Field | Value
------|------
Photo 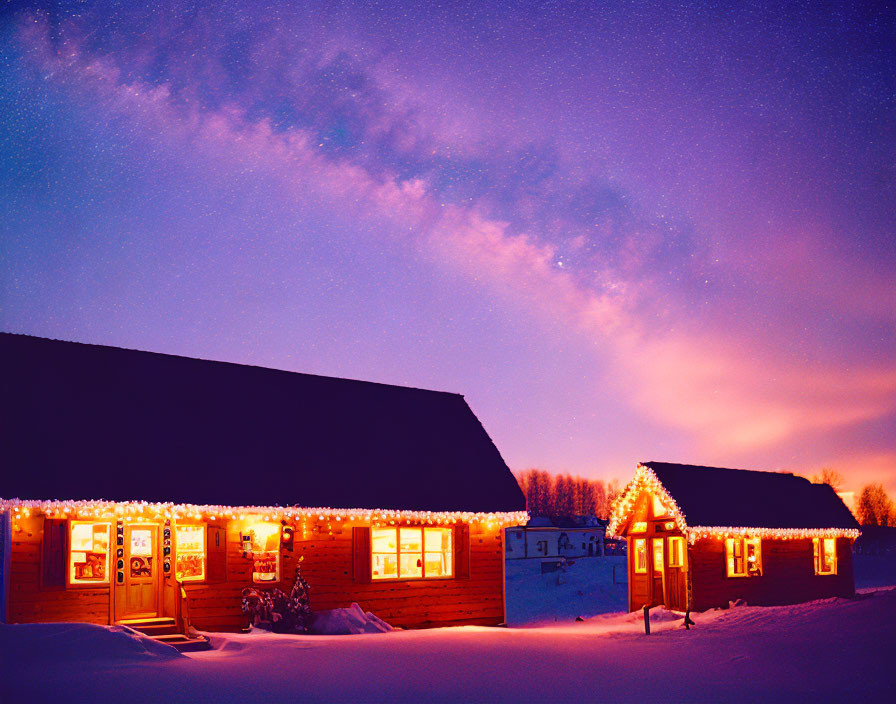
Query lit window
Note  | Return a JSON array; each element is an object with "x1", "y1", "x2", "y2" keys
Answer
[
  {"x1": 248, "y1": 523, "x2": 280, "y2": 582},
  {"x1": 668, "y1": 536, "x2": 684, "y2": 567},
  {"x1": 726, "y1": 537, "x2": 762, "y2": 577},
  {"x1": 813, "y1": 538, "x2": 837, "y2": 575},
  {"x1": 175, "y1": 524, "x2": 206, "y2": 582},
  {"x1": 633, "y1": 538, "x2": 647, "y2": 573},
  {"x1": 652, "y1": 494, "x2": 669, "y2": 518},
  {"x1": 371, "y1": 527, "x2": 453, "y2": 580},
  {"x1": 69, "y1": 522, "x2": 110, "y2": 584},
  {"x1": 630, "y1": 522, "x2": 648, "y2": 533}
]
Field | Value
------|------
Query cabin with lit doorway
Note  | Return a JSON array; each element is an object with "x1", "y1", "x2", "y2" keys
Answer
[
  {"x1": 0, "y1": 333, "x2": 527, "y2": 641},
  {"x1": 608, "y1": 462, "x2": 861, "y2": 612}
]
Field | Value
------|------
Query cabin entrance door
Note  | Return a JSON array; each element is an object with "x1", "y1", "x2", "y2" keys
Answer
[
  {"x1": 115, "y1": 524, "x2": 161, "y2": 621},
  {"x1": 664, "y1": 536, "x2": 687, "y2": 611},
  {"x1": 649, "y1": 538, "x2": 665, "y2": 607}
]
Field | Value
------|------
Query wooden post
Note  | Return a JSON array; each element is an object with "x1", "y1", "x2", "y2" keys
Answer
[{"x1": 643, "y1": 605, "x2": 650, "y2": 635}]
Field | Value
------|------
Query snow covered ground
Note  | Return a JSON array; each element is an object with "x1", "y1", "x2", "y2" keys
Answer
[{"x1": 3, "y1": 587, "x2": 894, "y2": 703}]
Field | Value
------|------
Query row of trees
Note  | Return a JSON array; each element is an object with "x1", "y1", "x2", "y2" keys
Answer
[
  {"x1": 518, "y1": 465, "x2": 895, "y2": 526},
  {"x1": 856, "y1": 484, "x2": 893, "y2": 527},
  {"x1": 516, "y1": 469, "x2": 621, "y2": 519},
  {"x1": 810, "y1": 468, "x2": 894, "y2": 527}
]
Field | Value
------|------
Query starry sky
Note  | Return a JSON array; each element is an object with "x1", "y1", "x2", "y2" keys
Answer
[{"x1": 2, "y1": 1, "x2": 894, "y2": 492}]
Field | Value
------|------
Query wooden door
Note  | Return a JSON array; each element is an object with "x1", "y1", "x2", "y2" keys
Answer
[
  {"x1": 650, "y1": 538, "x2": 665, "y2": 607},
  {"x1": 116, "y1": 524, "x2": 160, "y2": 620},
  {"x1": 665, "y1": 536, "x2": 687, "y2": 611}
]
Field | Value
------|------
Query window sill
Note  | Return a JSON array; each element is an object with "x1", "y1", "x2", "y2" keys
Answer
[{"x1": 371, "y1": 576, "x2": 456, "y2": 582}]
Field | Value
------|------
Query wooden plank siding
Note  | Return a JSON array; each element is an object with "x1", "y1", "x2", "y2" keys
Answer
[
  {"x1": 183, "y1": 518, "x2": 506, "y2": 631},
  {"x1": 7, "y1": 514, "x2": 508, "y2": 631},
  {"x1": 8, "y1": 515, "x2": 111, "y2": 624},
  {"x1": 689, "y1": 537, "x2": 856, "y2": 611}
]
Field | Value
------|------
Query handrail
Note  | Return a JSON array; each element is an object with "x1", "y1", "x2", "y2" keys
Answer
[{"x1": 175, "y1": 579, "x2": 192, "y2": 634}]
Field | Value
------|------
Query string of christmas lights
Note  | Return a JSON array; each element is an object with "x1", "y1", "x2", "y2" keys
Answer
[
  {"x1": 684, "y1": 525, "x2": 860, "y2": 545},
  {"x1": 607, "y1": 463, "x2": 861, "y2": 544},
  {"x1": 0, "y1": 497, "x2": 528, "y2": 528},
  {"x1": 607, "y1": 463, "x2": 687, "y2": 537}
]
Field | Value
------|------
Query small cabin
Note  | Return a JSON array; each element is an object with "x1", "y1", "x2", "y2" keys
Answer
[
  {"x1": 608, "y1": 462, "x2": 860, "y2": 612},
  {"x1": 0, "y1": 333, "x2": 527, "y2": 633}
]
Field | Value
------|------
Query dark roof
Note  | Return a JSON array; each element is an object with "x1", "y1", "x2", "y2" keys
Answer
[
  {"x1": 643, "y1": 461, "x2": 859, "y2": 530},
  {"x1": 0, "y1": 333, "x2": 525, "y2": 512}
]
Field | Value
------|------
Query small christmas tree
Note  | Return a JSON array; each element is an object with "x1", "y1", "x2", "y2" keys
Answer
[
  {"x1": 290, "y1": 558, "x2": 312, "y2": 631},
  {"x1": 241, "y1": 557, "x2": 312, "y2": 634}
]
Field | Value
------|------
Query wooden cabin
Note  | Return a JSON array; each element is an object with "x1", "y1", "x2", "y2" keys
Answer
[
  {"x1": 608, "y1": 462, "x2": 860, "y2": 612},
  {"x1": 0, "y1": 333, "x2": 527, "y2": 635}
]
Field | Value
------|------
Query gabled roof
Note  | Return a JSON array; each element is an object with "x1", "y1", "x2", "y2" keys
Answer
[
  {"x1": 0, "y1": 333, "x2": 526, "y2": 513},
  {"x1": 645, "y1": 462, "x2": 859, "y2": 530},
  {"x1": 609, "y1": 462, "x2": 859, "y2": 536}
]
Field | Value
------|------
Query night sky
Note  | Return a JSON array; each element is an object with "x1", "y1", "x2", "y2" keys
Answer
[{"x1": 2, "y1": 1, "x2": 893, "y2": 492}]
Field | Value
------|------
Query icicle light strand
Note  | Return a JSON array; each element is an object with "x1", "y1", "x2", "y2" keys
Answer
[{"x1": 1, "y1": 497, "x2": 528, "y2": 528}]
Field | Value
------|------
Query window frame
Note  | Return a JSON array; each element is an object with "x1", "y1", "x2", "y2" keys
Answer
[
  {"x1": 370, "y1": 526, "x2": 455, "y2": 581},
  {"x1": 246, "y1": 521, "x2": 282, "y2": 584},
  {"x1": 174, "y1": 522, "x2": 207, "y2": 583},
  {"x1": 813, "y1": 537, "x2": 838, "y2": 576},
  {"x1": 67, "y1": 520, "x2": 112, "y2": 587},
  {"x1": 726, "y1": 537, "x2": 762, "y2": 578}
]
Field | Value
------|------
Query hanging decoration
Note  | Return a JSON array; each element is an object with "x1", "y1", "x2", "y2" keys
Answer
[
  {"x1": 162, "y1": 521, "x2": 172, "y2": 575},
  {"x1": 115, "y1": 521, "x2": 125, "y2": 585}
]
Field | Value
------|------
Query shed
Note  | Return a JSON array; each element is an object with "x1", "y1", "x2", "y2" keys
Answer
[{"x1": 608, "y1": 462, "x2": 860, "y2": 612}]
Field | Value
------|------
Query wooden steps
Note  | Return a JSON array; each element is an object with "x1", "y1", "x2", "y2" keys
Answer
[{"x1": 119, "y1": 617, "x2": 212, "y2": 652}]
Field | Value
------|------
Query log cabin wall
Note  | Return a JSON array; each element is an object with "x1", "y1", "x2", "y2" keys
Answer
[
  {"x1": 177, "y1": 517, "x2": 506, "y2": 631},
  {"x1": 689, "y1": 537, "x2": 855, "y2": 611},
  {"x1": 8, "y1": 515, "x2": 111, "y2": 625},
  {"x1": 7, "y1": 512, "x2": 507, "y2": 631}
]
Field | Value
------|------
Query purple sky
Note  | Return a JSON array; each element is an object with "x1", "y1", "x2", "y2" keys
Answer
[{"x1": 2, "y1": 1, "x2": 894, "y2": 492}]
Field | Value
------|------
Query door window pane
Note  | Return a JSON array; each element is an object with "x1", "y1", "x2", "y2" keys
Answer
[
  {"x1": 633, "y1": 538, "x2": 647, "y2": 573},
  {"x1": 668, "y1": 537, "x2": 684, "y2": 567},
  {"x1": 652, "y1": 539, "x2": 664, "y2": 571},
  {"x1": 129, "y1": 528, "x2": 154, "y2": 578}
]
